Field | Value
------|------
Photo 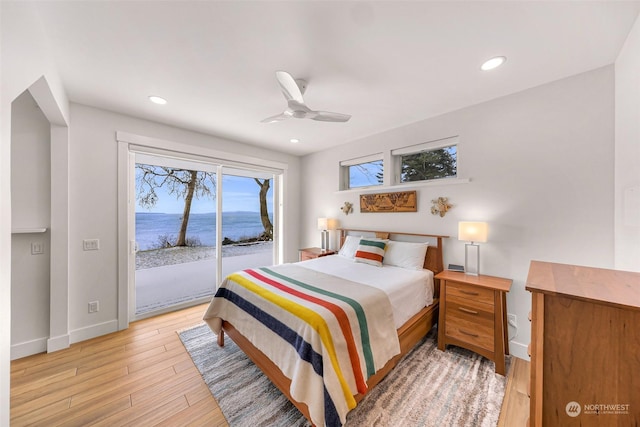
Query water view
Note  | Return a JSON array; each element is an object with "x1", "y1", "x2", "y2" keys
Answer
[{"x1": 136, "y1": 211, "x2": 271, "y2": 250}]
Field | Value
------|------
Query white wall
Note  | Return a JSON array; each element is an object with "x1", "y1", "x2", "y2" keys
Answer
[
  {"x1": 300, "y1": 66, "x2": 616, "y2": 360},
  {"x1": 66, "y1": 103, "x2": 301, "y2": 341},
  {"x1": 615, "y1": 15, "x2": 640, "y2": 272},
  {"x1": 1, "y1": 2, "x2": 70, "y2": 423},
  {"x1": 11, "y1": 90, "x2": 52, "y2": 358}
]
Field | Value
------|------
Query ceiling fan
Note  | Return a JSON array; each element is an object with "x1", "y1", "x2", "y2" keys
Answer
[{"x1": 261, "y1": 71, "x2": 351, "y2": 123}]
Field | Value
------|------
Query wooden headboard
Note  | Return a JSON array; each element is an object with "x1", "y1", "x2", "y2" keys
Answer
[{"x1": 338, "y1": 228, "x2": 449, "y2": 298}]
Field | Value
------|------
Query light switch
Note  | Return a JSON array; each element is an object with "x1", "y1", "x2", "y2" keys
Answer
[
  {"x1": 83, "y1": 239, "x2": 100, "y2": 251},
  {"x1": 31, "y1": 242, "x2": 44, "y2": 255}
]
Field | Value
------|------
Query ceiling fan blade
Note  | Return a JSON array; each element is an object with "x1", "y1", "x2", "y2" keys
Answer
[
  {"x1": 310, "y1": 111, "x2": 351, "y2": 122},
  {"x1": 264, "y1": 71, "x2": 352, "y2": 123},
  {"x1": 276, "y1": 70, "x2": 304, "y2": 103},
  {"x1": 261, "y1": 112, "x2": 290, "y2": 123}
]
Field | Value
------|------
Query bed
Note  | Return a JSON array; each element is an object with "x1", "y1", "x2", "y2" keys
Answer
[{"x1": 203, "y1": 229, "x2": 447, "y2": 426}]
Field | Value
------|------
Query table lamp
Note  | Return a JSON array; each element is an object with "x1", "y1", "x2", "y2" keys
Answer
[
  {"x1": 317, "y1": 218, "x2": 338, "y2": 250},
  {"x1": 458, "y1": 221, "x2": 488, "y2": 276}
]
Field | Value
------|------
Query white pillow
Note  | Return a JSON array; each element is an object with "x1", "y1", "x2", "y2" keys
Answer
[
  {"x1": 338, "y1": 235, "x2": 361, "y2": 259},
  {"x1": 383, "y1": 241, "x2": 428, "y2": 270}
]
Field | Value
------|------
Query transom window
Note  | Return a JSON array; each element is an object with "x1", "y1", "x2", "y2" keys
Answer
[
  {"x1": 340, "y1": 154, "x2": 383, "y2": 190},
  {"x1": 392, "y1": 136, "x2": 458, "y2": 184}
]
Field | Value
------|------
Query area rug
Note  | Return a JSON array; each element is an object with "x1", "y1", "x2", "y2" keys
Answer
[{"x1": 178, "y1": 324, "x2": 508, "y2": 427}]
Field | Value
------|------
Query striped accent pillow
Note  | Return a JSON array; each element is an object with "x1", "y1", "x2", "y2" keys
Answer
[{"x1": 354, "y1": 239, "x2": 387, "y2": 267}]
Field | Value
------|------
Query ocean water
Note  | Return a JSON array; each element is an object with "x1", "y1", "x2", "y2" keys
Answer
[{"x1": 136, "y1": 212, "x2": 269, "y2": 250}]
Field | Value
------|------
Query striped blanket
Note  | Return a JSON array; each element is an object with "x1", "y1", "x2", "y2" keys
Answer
[{"x1": 203, "y1": 264, "x2": 401, "y2": 427}]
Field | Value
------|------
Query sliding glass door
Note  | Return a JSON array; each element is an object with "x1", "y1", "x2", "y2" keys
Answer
[
  {"x1": 133, "y1": 154, "x2": 218, "y2": 316},
  {"x1": 129, "y1": 153, "x2": 279, "y2": 319},
  {"x1": 220, "y1": 168, "x2": 275, "y2": 279}
]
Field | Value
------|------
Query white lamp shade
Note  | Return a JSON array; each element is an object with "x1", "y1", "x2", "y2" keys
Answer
[
  {"x1": 458, "y1": 222, "x2": 488, "y2": 243},
  {"x1": 326, "y1": 218, "x2": 339, "y2": 230},
  {"x1": 318, "y1": 217, "x2": 338, "y2": 230}
]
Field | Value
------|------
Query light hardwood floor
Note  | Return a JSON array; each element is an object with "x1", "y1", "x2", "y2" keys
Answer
[
  {"x1": 11, "y1": 304, "x2": 529, "y2": 426},
  {"x1": 498, "y1": 354, "x2": 530, "y2": 427}
]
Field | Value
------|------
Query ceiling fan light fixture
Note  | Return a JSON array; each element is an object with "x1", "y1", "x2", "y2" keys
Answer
[
  {"x1": 261, "y1": 71, "x2": 351, "y2": 123},
  {"x1": 290, "y1": 138, "x2": 300, "y2": 143},
  {"x1": 481, "y1": 56, "x2": 506, "y2": 71},
  {"x1": 148, "y1": 95, "x2": 167, "y2": 105}
]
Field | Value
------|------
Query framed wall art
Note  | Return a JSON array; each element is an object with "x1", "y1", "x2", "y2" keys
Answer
[{"x1": 360, "y1": 191, "x2": 417, "y2": 213}]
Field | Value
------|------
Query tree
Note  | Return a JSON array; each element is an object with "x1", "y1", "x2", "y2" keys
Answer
[
  {"x1": 254, "y1": 178, "x2": 273, "y2": 240},
  {"x1": 401, "y1": 148, "x2": 456, "y2": 182},
  {"x1": 136, "y1": 164, "x2": 216, "y2": 247}
]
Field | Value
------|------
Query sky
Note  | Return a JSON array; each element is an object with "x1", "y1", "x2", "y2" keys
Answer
[
  {"x1": 350, "y1": 160, "x2": 383, "y2": 188},
  {"x1": 135, "y1": 170, "x2": 273, "y2": 214}
]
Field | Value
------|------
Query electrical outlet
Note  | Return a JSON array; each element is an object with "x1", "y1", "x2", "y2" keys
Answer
[
  {"x1": 83, "y1": 239, "x2": 100, "y2": 251},
  {"x1": 88, "y1": 301, "x2": 99, "y2": 313},
  {"x1": 507, "y1": 313, "x2": 517, "y2": 327}
]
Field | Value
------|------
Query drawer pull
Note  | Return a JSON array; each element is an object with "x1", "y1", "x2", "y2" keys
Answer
[
  {"x1": 460, "y1": 329, "x2": 479, "y2": 338},
  {"x1": 459, "y1": 290, "x2": 479, "y2": 296},
  {"x1": 458, "y1": 307, "x2": 479, "y2": 315}
]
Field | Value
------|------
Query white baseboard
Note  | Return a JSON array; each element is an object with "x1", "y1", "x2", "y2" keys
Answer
[
  {"x1": 509, "y1": 340, "x2": 529, "y2": 361},
  {"x1": 47, "y1": 334, "x2": 70, "y2": 353},
  {"x1": 70, "y1": 319, "x2": 118, "y2": 344},
  {"x1": 12, "y1": 320, "x2": 120, "y2": 359},
  {"x1": 11, "y1": 337, "x2": 48, "y2": 360}
]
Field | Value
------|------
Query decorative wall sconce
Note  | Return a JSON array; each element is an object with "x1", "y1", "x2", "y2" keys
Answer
[
  {"x1": 340, "y1": 201, "x2": 353, "y2": 215},
  {"x1": 431, "y1": 197, "x2": 452, "y2": 217}
]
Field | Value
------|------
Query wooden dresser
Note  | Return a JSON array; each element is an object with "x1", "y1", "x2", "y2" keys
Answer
[
  {"x1": 436, "y1": 271, "x2": 512, "y2": 375},
  {"x1": 526, "y1": 261, "x2": 640, "y2": 427}
]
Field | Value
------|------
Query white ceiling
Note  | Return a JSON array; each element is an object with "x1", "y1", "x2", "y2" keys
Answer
[{"x1": 32, "y1": 1, "x2": 640, "y2": 156}]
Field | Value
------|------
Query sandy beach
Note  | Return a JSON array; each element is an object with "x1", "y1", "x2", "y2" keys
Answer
[{"x1": 136, "y1": 241, "x2": 273, "y2": 270}]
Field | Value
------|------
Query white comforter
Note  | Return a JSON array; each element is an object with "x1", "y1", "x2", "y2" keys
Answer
[{"x1": 297, "y1": 254, "x2": 434, "y2": 328}]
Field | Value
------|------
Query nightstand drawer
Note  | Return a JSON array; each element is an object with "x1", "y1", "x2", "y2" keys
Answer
[
  {"x1": 446, "y1": 296, "x2": 495, "y2": 323},
  {"x1": 445, "y1": 314, "x2": 494, "y2": 351},
  {"x1": 300, "y1": 252, "x2": 315, "y2": 261},
  {"x1": 446, "y1": 280, "x2": 495, "y2": 306}
]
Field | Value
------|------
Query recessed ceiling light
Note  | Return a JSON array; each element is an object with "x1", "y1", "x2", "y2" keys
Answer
[
  {"x1": 148, "y1": 95, "x2": 167, "y2": 105},
  {"x1": 290, "y1": 138, "x2": 300, "y2": 143},
  {"x1": 481, "y1": 56, "x2": 506, "y2": 71}
]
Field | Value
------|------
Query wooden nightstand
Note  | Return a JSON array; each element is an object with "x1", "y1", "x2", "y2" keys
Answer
[
  {"x1": 435, "y1": 270, "x2": 512, "y2": 375},
  {"x1": 298, "y1": 247, "x2": 336, "y2": 261}
]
